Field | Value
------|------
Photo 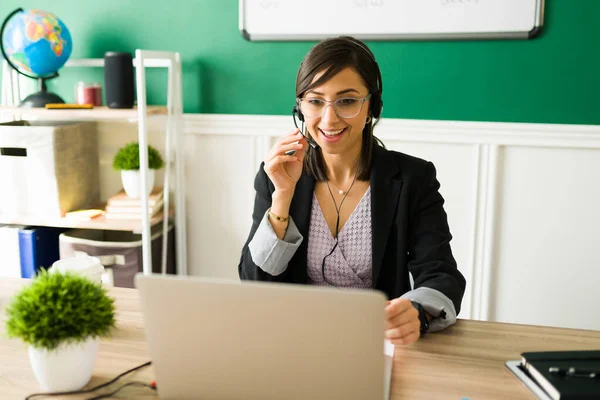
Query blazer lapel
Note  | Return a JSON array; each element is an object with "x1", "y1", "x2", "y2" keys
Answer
[
  {"x1": 288, "y1": 171, "x2": 316, "y2": 283},
  {"x1": 370, "y1": 145, "x2": 402, "y2": 286}
]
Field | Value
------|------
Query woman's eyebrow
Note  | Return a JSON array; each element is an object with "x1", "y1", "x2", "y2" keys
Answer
[{"x1": 305, "y1": 88, "x2": 361, "y2": 96}]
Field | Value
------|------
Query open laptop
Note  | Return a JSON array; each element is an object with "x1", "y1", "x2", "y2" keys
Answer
[{"x1": 135, "y1": 274, "x2": 394, "y2": 400}]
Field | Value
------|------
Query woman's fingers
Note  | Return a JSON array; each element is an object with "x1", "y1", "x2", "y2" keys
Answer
[
  {"x1": 384, "y1": 298, "x2": 413, "y2": 321},
  {"x1": 388, "y1": 330, "x2": 420, "y2": 346},
  {"x1": 385, "y1": 304, "x2": 419, "y2": 330},
  {"x1": 264, "y1": 155, "x2": 299, "y2": 173},
  {"x1": 385, "y1": 318, "x2": 420, "y2": 339},
  {"x1": 265, "y1": 130, "x2": 302, "y2": 161},
  {"x1": 267, "y1": 141, "x2": 304, "y2": 162},
  {"x1": 384, "y1": 298, "x2": 421, "y2": 345}
]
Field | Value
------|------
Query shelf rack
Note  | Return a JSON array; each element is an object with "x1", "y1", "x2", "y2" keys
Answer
[{"x1": 0, "y1": 50, "x2": 188, "y2": 277}]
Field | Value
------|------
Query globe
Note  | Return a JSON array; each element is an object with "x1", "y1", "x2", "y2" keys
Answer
[{"x1": 0, "y1": 8, "x2": 72, "y2": 107}]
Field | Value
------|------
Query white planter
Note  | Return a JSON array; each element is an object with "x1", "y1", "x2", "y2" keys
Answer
[
  {"x1": 28, "y1": 337, "x2": 99, "y2": 392},
  {"x1": 121, "y1": 169, "x2": 155, "y2": 198}
]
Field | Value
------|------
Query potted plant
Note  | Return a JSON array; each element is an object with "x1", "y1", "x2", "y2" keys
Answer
[
  {"x1": 5, "y1": 270, "x2": 116, "y2": 392},
  {"x1": 113, "y1": 142, "x2": 164, "y2": 198}
]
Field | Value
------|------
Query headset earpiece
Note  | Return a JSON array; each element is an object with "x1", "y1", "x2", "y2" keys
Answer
[
  {"x1": 371, "y1": 93, "x2": 383, "y2": 120},
  {"x1": 341, "y1": 37, "x2": 383, "y2": 120},
  {"x1": 293, "y1": 105, "x2": 305, "y2": 122}
]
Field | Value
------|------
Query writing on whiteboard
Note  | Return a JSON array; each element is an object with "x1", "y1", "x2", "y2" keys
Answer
[
  {"x1": 260, "y1": 0, "x2": 280, "y2": 9},
  {"x1": 441, "y1": 0, "x2": 480, "y2": 5},
  {"x1": 353, "y1": 0, "x2": 384, "y2": 8}
]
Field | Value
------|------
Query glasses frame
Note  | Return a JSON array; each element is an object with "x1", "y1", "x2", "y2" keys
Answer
[{"x1": 296, "y1": 93, "x2": 372, "y2": 119}]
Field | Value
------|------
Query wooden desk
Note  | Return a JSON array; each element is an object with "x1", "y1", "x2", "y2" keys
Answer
[{"x1": 2, "y1": 278, "x2": 600, "y2": 400}]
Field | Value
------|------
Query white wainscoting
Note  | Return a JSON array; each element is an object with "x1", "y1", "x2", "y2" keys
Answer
[{"x1": 98, "y1": 115, "x2": 600, "y2": 330}]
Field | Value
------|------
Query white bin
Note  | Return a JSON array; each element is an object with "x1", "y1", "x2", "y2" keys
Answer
[{"x1": 0, "y1": 120, "x2": 99, "y2": 219}]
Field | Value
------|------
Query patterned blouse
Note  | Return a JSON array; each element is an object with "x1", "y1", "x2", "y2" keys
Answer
[{"x1": 307, "y1": 187, "x2": 372, "y2": 288}]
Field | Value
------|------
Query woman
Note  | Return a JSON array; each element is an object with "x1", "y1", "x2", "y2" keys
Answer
[{"x1": 238, "y1": 36, "x2": 466, "y2": 345}]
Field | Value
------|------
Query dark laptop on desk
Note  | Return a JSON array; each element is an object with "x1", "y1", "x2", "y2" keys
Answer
[{"x1": 136, "y1": 274, "x2": 393, "y2": 400}]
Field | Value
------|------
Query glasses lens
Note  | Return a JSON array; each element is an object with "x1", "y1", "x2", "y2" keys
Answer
[
  {"x1": 299, "y1": 99, "x2": 323, "y2": 118},
  {"x1": 334, "y1": 98, "x2": 363, "y2": 118},
  {"x1": 299, "y1": 97, "x2": 366, "y2": 119}
]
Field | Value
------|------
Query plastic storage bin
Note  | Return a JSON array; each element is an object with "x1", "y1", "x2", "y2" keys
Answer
[
  {"x1": 0, "y1": 120, "x2": 99, "y2": 219},
  {"x1": 58, "y1": 222, "x2": 176, "y2": 288}
]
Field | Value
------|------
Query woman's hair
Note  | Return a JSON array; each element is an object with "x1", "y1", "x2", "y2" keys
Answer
[{"x1": 296, "y1": 36, "x2": 384, "y2": 181}]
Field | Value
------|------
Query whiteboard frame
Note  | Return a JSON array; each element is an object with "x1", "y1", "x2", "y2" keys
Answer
[{"x1": 240, "y1": 0, "x2": 545, "y2": 41}]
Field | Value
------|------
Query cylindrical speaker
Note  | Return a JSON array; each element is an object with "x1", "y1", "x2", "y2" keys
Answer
[{"x1": 104, "y1": 52, "x2": 134, "y2": 109}]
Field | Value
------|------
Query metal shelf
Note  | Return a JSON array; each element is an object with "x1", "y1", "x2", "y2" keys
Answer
[
  {"x1": 0, "y1": 50, "x2": 187, "y2": 276},
  {"x1": 0, "y1": 105, "x2": 167, "y2": 122}
]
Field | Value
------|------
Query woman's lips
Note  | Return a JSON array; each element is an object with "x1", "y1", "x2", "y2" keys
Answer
[{"x1": 319, "y1": 127, "x2": 347, "y2": 143}]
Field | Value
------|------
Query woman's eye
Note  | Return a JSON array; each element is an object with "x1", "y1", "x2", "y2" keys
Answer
[
  {"x1": 307, "y1": 99, "x2": 324, "y2": 106},
  {"x1": 338, "y1": 98, "x2": 359, "y2": 106}
]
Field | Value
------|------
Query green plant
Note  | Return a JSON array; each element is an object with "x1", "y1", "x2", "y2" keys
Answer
[
  {"x1": 112, "y1": 142, "x2": 164, "y2": 170},
  {"x1": 5, "y1": 270, "x2": 116, "y2": 350}
]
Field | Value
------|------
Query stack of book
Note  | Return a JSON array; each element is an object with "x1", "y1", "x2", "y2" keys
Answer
[{"x1": 104, "y1": 188, "x2": 164, "y2": 220}]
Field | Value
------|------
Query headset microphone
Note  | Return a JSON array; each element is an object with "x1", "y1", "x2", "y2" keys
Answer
[{"x1": 285, "y1": 106, "x2": 319, "y2": 155}]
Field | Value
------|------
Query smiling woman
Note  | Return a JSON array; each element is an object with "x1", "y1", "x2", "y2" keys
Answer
[{"x1": 238, "y1": 36, "x2": 466, "y2": 346}]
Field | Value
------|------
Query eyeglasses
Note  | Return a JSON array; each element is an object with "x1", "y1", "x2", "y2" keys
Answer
[{"x1": 297, "y1": 93, "x2": 371, "y2": 119}]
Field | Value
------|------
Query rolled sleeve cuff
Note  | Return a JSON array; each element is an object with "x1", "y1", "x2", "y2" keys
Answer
[
  {"x1": 401, "y1": 287, "x2": 457, "y2": 332},
  {"x1": 248, "y1": 210, "x2": 303, "y2": 276}
]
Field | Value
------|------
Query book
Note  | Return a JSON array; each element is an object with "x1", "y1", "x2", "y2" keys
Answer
[
  {"x1": 104, "y1": 188, "x2": 165, "y2": 220},
  {"x1": 18, "y1": 226, "x2": 65, "y2": 278},
  {"x1": 105, "y1": 198, "x2": 164, "y2": 216},
  {"x1": 107, "y1": 187, "x2": 164, "y2": 207},
  {"x1": 104, "y1": 198, "x2": 164, "y2": 220},
  {"x1": 521, "y1": 350, "x2": 600, "y2": 400}
]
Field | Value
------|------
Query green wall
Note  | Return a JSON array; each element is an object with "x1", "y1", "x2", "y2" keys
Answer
[{"x1": 1, "y1": 1, "x2": 599, "y2": 124}]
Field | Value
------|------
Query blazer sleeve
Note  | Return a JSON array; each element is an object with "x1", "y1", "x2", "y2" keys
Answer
[
  {"x1": 407, "y1": 161, "x2": 466, "y2": 315},
  {"x1": 238, "y1": 163, "x2": 295, "y2": 282}
]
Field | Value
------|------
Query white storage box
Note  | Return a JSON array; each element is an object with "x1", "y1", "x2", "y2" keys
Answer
[{"x1": 0, "y1": 121, "x2": 99, "y2": 219}]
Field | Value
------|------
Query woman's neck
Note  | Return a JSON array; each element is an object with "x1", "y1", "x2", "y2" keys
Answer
[{"x1": 322, "y1": 150, "x2": 360, "y2": 184}]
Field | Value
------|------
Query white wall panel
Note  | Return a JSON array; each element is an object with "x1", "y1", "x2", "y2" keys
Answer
[{"x1": 491, "y1": 146, "x2": 600, "y2": 330}]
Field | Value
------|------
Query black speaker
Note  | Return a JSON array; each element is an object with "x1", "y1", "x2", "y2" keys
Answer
[{"x1": 104, "y1": 52, "x2": 134, "y2": 109}]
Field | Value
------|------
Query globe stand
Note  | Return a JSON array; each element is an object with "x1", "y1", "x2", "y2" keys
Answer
[{"x1": 20, "y1": 77, "x2": 65, "y2": 108}]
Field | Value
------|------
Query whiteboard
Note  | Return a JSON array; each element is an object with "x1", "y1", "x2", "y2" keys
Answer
[{"x1": 240, "y1": 0, "x2": 545, "y2": 41}]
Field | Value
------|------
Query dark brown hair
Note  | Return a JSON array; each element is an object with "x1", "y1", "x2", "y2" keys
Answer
[{"x1": 296, "y1": 36, "x2": 384, "y2": 181}]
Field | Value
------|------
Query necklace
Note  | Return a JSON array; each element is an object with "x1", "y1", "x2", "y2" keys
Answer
[
  {"x1": 329, "y1": 181, "x2": 347, "y2": 195},
  {"x1": 328, "y1": 169, "x2": 358, "y2": 195}
]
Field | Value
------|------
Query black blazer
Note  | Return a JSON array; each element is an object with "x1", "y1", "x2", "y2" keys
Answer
[{"x1": 238, "y1": 144, "x2": 466, "y2": 314}]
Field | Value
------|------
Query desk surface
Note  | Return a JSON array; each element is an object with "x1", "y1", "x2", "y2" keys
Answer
[{"x1": 2, "y1": 278, "x2": 600, "y2": 400}]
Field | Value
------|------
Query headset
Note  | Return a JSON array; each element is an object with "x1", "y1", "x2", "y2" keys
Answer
[{"x1": 287, "y1": 37, "x2": 383, "y2": 156}]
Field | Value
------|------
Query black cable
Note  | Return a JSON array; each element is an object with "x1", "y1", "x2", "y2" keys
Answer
[
  {"x1": 84, "y1": 381, "x2": 155, "y2": 400},
  {"x1": 322, "y1": 170, "x2": 358, "y2": 285},
  {"x1": 24, "y1": 361, "x2": 152, "y2": 399}
]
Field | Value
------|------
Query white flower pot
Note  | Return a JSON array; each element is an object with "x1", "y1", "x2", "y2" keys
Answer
[
  {"x1": 28, "y1": 337, "x2": 99, "y2": 392},
  {"x1": 121, "y1": 169, "x2": 155, "y2": 198}
]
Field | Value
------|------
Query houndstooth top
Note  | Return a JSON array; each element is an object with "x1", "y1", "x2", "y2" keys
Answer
[{"x1": 307, "y1": 187, "x2": 372, "y2": 288}]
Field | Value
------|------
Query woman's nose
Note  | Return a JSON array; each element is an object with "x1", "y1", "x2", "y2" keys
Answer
[{"x1": 321, "y1": 103, "x2": 340, "y2": 123}]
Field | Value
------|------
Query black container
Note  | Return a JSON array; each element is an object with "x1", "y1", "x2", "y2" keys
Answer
[{"x1": 104, "y1": 52, "x2": 134, "y2": 109}]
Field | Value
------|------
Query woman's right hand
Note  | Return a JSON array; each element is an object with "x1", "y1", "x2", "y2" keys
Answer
[{"x1": 264, "y1": 129, "x2": 307, "y2": 195}]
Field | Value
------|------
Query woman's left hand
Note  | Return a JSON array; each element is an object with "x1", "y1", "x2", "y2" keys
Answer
[{"x1": 384, "y1": 298, "x2": 421, "y2": 345}]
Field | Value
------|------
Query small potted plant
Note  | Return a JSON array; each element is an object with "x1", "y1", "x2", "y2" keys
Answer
[
  {"x1": 113, "y1": 142, "x2": 164, "y2": 198},
  {"x1": 5, "y1": 270, "x2": 116, "y2": 392}
]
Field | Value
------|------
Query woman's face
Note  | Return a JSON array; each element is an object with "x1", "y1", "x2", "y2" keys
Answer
[{"x1": 300, "y1": 67, "x2": 371, "y2": 158}]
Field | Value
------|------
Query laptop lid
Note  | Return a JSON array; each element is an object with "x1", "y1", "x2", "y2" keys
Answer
[{"x1": 135, "y1": 274, "x2": 387, "y2": 400}]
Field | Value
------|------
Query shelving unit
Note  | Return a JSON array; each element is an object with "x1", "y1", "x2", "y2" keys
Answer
[
  {"x1": 0, "y1": 105, "x2": 167, "y2": 121},
  {"x1": 0, "y1": 205, "x2": 174, "y2": 233},
  {"x1": 0, "y1": 50, "x2": 187, "y2": 277}
]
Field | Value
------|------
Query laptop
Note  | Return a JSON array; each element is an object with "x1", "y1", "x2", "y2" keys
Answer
[{"x1": 135, "y1": 274, "x2": 394, "y2": 400}]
